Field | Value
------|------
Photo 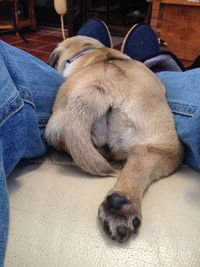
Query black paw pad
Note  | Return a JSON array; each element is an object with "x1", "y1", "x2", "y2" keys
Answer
[
  {"x1": 116, "y1": 225, "x2": 128, "y2": 240},
  {"x1": 107, "y1": 193, "x2": 128, "y2": 211},
  {"x1": 132, "y1": 216, "x2": 141, "y2": 233}
]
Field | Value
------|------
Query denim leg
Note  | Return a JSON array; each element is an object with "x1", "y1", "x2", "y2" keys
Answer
[
  {"x1": 0, "y1": 102, "x2": 43, "y2": 267},
  {"x1": 157, "y1": 68, "x2": 200, "y2": 171},
  {"x1": 0, "y1": 41, "x2": 65, "y2": 138},
  {"x1": 0, "y1": 41, "x2": 64, "y2": 266},
  {"x1": 0, "y1": 142, "x2": 8, "y2": 267}
]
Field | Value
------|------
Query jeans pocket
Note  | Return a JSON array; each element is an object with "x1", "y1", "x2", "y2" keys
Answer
[
  {"x1": 169, "y1": 101, "x2": 197, "y2": 117},
  {"x1": 169, "y1": 101, "x2": 200, "y2": 172}
]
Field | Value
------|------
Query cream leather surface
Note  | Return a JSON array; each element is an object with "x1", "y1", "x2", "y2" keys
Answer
[{"x1": 5, "y1": 150, "x2": 200, "y2": 267}]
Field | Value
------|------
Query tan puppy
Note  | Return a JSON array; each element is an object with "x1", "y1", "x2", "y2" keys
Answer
[{"x1": 45, "y1": 36, "x2": 183, "y2": 243}]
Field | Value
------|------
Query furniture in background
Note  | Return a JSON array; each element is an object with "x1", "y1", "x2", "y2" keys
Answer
[
  {"x1": 85, "y1": 0, "x2": 148, "y2": 26},
  {"x1": 67, "y1": 0, "x2": 86, "y2": 37},
  {"x1": 35, "y1": 0, "x2": 149, "y2": 37},
  {"x1": 0, "y1": 0, "x2": 36, "y2": 32},
  {"x1": 35, "y1": 0, "x2": 85, "y2": 37},
  {"x1": 148, "y1": 0, "x2": 200, "y2": 65},
  {"x1": 84, "y1": 0, "x2": 149, "y2": 36}
]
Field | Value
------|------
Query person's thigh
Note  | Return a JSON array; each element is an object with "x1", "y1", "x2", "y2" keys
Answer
[
  {"x1": 0, "y1": 41, "x2": 64, "y2": 266},
  {"x1": 0, "y1": 41, "x2": 64, "y2": 137},
  {"x1": 157, "y1": 68, "x2": 200, "y2": 171},
  {"x1": 0, "y1": 144, "x2": 8, "y2": 267}
]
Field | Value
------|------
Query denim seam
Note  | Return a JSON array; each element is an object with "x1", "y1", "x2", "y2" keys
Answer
[
  {"x1": 2, "y1": 43, "x2": 34, "y2": 104},
  {"x1": 24, "y1": 99, "x2": 35, "y2": 108},
  {"x1": 0, "y1": 90, "x2": 18, "y2": 113},
  {"x1": 0, "y1": 94, "x2": 23, "y2": 127},
  {"x1": 16, "y1": 86, "x2": 34, "y2": 105}
]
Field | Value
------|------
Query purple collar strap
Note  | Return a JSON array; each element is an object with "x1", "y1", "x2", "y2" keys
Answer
[{"x1": 65, "y1": 48, "x2": 94, "y2": 67}]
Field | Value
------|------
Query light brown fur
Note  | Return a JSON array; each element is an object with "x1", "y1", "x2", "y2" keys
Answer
[{"x1": 45, "y1": 36, "x2": 183, "y2": 242}]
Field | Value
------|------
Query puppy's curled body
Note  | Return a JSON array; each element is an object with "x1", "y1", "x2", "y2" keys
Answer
[
  {"x1": 46, "y1": 40, "x2": 181, "y2": 176},
  {"x1": 45, "y1": 36, "x2": 183, "y2": 242}
]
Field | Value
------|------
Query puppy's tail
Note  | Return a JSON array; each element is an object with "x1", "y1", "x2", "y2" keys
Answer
[{"x1": 63, "y1": 86, "x2": 114, "y2": 176}]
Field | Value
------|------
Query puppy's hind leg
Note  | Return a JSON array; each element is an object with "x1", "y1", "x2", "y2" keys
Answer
[{"x1": 98, "y1": 143, "x2": 183, "y2": 243}]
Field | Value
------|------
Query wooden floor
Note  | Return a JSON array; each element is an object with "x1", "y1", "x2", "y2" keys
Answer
[
  {"x1": 0, "y1": 27, "x2": 65, "y2": 63},
  {"x1": 0, "y1": 26, "x2": 196, "y2": 68},
  {"x1": 0, "y1": 26, "x2": 124, "y2": 63}
]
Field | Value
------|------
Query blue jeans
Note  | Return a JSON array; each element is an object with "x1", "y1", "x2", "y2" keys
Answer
[
  {"x1": 157, "y1": 69, "x2": 200, "y2": 171},
  {"x1": 0, "y1": 40, "x2": 200, "y2": 266},
  {"x1": 0, "y1": 41, "x2": 64, "y2": 267}
]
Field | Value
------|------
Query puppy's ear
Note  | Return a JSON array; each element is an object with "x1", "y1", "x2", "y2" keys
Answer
[{"x1": 48, "y1": 49, "x2": 61, "y2": 68}]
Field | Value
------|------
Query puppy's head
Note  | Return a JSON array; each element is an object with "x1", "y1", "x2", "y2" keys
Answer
[{"x1": 48, "y1": 36, "x2": 104, "y2": 77}]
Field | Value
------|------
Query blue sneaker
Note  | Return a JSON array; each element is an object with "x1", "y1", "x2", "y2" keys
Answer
[
  {"x1": 121, "y1": 22, "x2": 160, "y2": 61},
  {"x1": 77, "y1": 18, "x2": 112, "y2": 48},
  {"x1": 121, "y1": 22, "x2": 185, "y2": 71}
]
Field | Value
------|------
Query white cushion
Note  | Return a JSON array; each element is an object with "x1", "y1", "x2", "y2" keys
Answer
[{"x1": 5, "y1": 149, "x2": 200, "y2": 267}]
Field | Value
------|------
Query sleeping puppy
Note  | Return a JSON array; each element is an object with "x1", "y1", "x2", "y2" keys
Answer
[{"x1": 45, "y1": 36, "x2": 183, "y2": 243}]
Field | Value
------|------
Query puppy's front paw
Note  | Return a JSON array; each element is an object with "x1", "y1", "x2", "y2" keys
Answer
[{"x1": 98, "y1": 192, "x2": 141, "y2": 243}]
